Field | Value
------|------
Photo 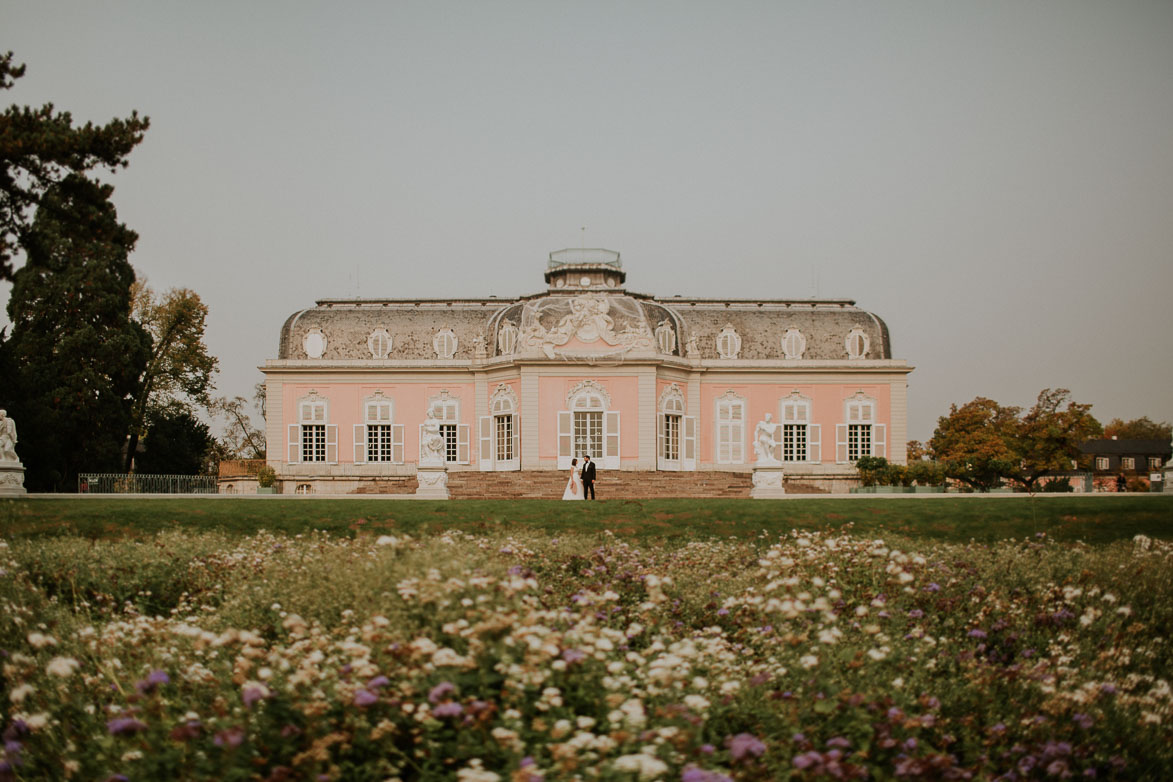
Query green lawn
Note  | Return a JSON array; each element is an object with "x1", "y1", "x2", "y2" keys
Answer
[{"x1": 2, "y1": 494, "x2": 1171, "y2": 543}]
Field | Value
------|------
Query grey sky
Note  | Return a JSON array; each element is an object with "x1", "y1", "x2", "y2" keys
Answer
[{"x1": 3, "y1": 1, "x2": 1171, "y2": 442}]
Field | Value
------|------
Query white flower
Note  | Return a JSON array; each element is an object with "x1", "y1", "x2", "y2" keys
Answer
[
  {"x1": 27, "y1": 632, "x2": 57, "y2": 649},
  {"x1": 456, "y1": 759, "x2": 501, "y2": 782},
  {"x1": 800, "y1": 654, "x2": 819, "y2": 670},
  {"x1": 10, "y1": 683, "x2": 34, "y2": 704},
  {"x1": 46, "y1": 656, "x2": 80, "y2": 678}
]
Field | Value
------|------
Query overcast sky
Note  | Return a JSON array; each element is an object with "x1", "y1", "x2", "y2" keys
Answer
[{"x1": 3, "y1": 0, "x2": 1171, "y2": 443}]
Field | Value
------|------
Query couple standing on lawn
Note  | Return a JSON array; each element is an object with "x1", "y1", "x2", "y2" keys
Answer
[{"x1": 561, "y1": 454, "x2": 597, "y2": 501}]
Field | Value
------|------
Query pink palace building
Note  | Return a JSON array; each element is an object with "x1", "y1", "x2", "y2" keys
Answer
[{"x1": 259, "y1": 249, "x2": 913, "y2": 496}]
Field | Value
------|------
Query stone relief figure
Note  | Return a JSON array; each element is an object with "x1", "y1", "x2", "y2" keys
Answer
[
  {"x1": 420, "y1": 409, "x2": 446, "y2": 466},
  {"x1": 0, "y1": 409, "x2": 18, "y2": 463},
  {"x1": 518, "y1": 295, "x2": 653, "y2": 358},
  {"x1": 472, "y1": 335, "x2": 487, "y2": 358},
  {"x1": 753, "y1": 413, "x2": 781, "y2": 465},
  {"x1": 685, "y1": 334, "x2": 699, "y2": 358}
]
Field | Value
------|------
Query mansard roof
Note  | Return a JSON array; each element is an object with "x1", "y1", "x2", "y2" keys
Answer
[{"x1": 275, "y1": 253, "x2": 896, "y2": 362}]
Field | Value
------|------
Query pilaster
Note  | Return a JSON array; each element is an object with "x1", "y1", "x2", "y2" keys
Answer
[{"x1": 520, "y1": 368, "x2": 540, "y2": 470}]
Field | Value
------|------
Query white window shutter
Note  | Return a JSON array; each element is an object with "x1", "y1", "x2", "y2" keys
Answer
[
  {"x1": 326, "y1": 425, "x2": 338, "y2": 464},
  {"x1": 657, "y1": 413, "x2": 666, "y2": 468},
  {"x1": 511, "y1": 416, "x2": 520, "y2": 467},
  {"x1": 873, "y1": 424, "x2": 886, "y2": 459},
  {"x1": 557, "y1": 411, "x2": 572, "y2": 470},
  {"x1": 604, "y1": 410, "x2": 621, "y2": 469},
  {"x1": 392, "y1": 424, "x2": 404, "y2": 464},
  {"x1": 809, "y1": 424, "x2": 821, "y2": 463},
  {"x1": 457, "y1": 424, "x2": 470, "y2": 464},
  {"x1": 836, "y1": 424, "x2": 849, "y2": 464},
  {"x1": 479, "y1": 416, "x2": 493, "y2": 471},
  {"x1": 354, "y1": 424, "x2": 366, "y2": 464},
  {"x1": 287, "y1": 424, "x2": 301, "y2": 464},
  {"x1": 683, "y1": 416, "x2": 697, "y2": 471}
]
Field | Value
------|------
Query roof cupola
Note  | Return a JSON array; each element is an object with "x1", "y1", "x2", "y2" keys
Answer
[{"x1": 544, "y1": 248, "x2": 626, "y2": 292}]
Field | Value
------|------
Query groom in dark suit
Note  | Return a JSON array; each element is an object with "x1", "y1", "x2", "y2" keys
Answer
[{"x1": 581, "y1": 454, "x2": 597, "y2": 500}]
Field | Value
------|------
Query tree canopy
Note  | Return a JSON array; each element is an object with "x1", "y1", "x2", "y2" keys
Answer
[
  {"x1": 1103, "y1": 417, "x2": 1172, "y2": 443},
  {"x1": 125, "y1": 283, "x2": 219, "y2": 471},
  {"x1": 1, "y1": 175, "x2": 150, "y2": 490},
  {"x1": 0, "y1": 52, "x2": 149, "y2": 281},
  {"x1": 928, "y1": 389, "x2": 1102, "y2": 492}
]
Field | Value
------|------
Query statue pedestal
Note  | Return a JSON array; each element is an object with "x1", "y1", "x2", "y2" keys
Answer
[
  {"x1": 750, "y1": 465, "x2": 786, "y2": 499},
  {"x1": 415, "y1": 465, "x2": 449, "y2": 499},
  {"x1": 0, "y1": 461, "x2": 27, "y2": 496}
]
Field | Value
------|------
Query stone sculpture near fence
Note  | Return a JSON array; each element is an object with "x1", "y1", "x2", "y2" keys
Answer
[{"x1": 0, "y1": 409, "x2": 27, "y2": 495}]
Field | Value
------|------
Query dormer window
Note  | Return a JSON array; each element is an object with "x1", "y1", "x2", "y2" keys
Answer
[
  {"x1": 846, "y1": 328, "x2": 869, "y2": 359},
  {"x1": 303, "y1": 328, "x2": 327, "y2": 359},
  {"x1": 434, "y1": 329, "x2": 458, "y2": 359},
  {"x1": 716, "y1": 325, "x2": 741, "y2": 359},
  {"x1": 368, "y1": 329, "x2": 392, "y2": 359}
]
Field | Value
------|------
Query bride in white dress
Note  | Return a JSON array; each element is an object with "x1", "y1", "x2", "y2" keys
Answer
[{"x1": 562, "y1": 458, "x2": 583, "y2": 500}]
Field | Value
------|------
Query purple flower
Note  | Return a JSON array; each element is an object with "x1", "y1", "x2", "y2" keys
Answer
[
  {"x1": 1100, "y1": 683, "x2": 1116, "y2": 695},
  {"x1": 241, "y1": 683, "x2": 269, "y2": 708},
  {"x1": 717, "y1": 608, "x2": 730, "y2": 616},
  {"x1": 728, "y1": 733, "x2": 767, "y2": 761},
  {"x1": 104, "y1": 776, "x2": 130, "y2": 782},
  {"x1": 135, "y1": 668, "x2": 171, "y2": 694},
  {"x1": 354, "y1": 689, "x2": 378, "y2": 707},
  {"x1": 826, "y1": 737, "x2": 851, "y2": 749},
  {"x1": 561, "y1": 648, "x2": 587, "y2": 664},
  {"x1": 433, "y1": 702, "x2": 464, "y2": 718},
  {"x1": 907, "y1": 609, "x2": 924, "y2": 619},
  {"x1": 1073, "y1": 713, "x2": 1094, "y2": 730},
  {"x1": 428, "y1": 681, "x2": 457, "y2": 704},
  {"x1": 968, "y1": 629, "x2": 988, "y2": 639},
  {"x1": 700, "y1": 744, "x2": 715, "y2": 754},
  {"x1": 793, "y1": 752, "x2": 820, "y2": 770},
  {"x1": 107, "y1": 717, "x2": 147, "y2": 736},
  {"x1": 213, "y1": 727, "x2": 245, "y2": 747},
  {"x1": 924, "y1": 582, "x2": 941, "y2": 592},
  {"x1": 367, "y1": 675, "x2": 390, "y2": 689}
]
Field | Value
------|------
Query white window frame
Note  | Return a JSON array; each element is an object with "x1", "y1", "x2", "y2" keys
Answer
[
  {"x1": 288, "y1": 393, "x2": 336, "y2": 464},
  {"x1": 836, "y1": 393, "x2": 884, "y2": 464},
  {"x1": 497, "y1": 319, "x2": 519, "y2": 355},
  {"x1": 422, "y1": 391, "x2": 468, "y2": 465},
  {"x1": 433, "y1": 329, "x2": 458, "y2": 359},
  {"x1": 1150, "y1": 457, "x2": 1163, "y2": 471},
  {"x1": 354, "y1": 392, "x2": 403, "y2": 464},
  {"x1": 781, "y1": 328, "x2": 806, "y2": 360},
  {"x1": 1121, "y1": 457, "x2": 1135, "y2": 470},
  {"x1": 559, "y1": 380, "x2": 619, "y2": 470},
  {"x1": 716, "y1": 325, "x2": 741, "y2": 360},
  {"x1": 367, "y1": 329, "x2": 392, "y2": 359},
  {"x1": 654, "y1": 320, "x2": 677, "y2": 355},
  {"x1": 1095, "y1": 456, "x2": 1109, "y2": 471},
  {"x1": 780, "y1": 393, "x2": 819, "y2": 463},
  {"x1": 480, "y1": 385, "x2": 520, "y2": 471},
  {"x1": 715, "y1": 391, "x2": 746, "y2": 464},
  {"x1": 845, "y1": 328, "x2": 870, "y2": 360},
  {"x1": 657, "y1": 385, "x2": 688, "y2": 471}
]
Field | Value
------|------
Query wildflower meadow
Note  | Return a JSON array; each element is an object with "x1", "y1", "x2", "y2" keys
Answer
[{"x1": 2, "y1": 522, "x2": 1172, "y2": 780}]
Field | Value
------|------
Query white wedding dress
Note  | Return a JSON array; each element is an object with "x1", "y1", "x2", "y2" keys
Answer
[{"x1": 562, "y1": 465, "x2": 583, "y2": 500}]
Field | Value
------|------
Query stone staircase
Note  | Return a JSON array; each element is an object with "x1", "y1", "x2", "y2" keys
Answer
[{"x1": 446, "y1": 470, "x2": 755, "y2": 500}]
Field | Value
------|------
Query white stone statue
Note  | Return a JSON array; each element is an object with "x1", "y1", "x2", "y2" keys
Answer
[
  {"x1": 753, "y1": 413, "x2": 780, "y2": 465},
  {"x1": 0, "y1": 409, "x2": 18, "y2": 463},
  {"x1": 420, "y1": 409, "x2": 446, "y2": 466}
]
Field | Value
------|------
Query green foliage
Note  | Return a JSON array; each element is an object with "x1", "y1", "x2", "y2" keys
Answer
[
  {"x1": 1007, "y1": 388, "x2": 1101, "y2": 492},
  {"x1": 1041, "y1": 477, "x2": 1074, "y2": 493},
  {"x1": 125, "y1": 284, "x2": 219, "y2": 471},
  {"x1": 906, "y1": 460, "x2": 947, "y2": 487},
  {"x1": 854, "y1": 455, "x2": 888, "y2": 486},
  {"x1": 1104, "y1": 416, "x2": 1172, "y2": 442},
  {"x1": 1, "y1": 175, "x2": 150, "y2": 490},
  {"x1": 256, "y1": 465, "x2": 277, "y2": 488},
  {"x1": 0, "y1": 51, "x2": 149, "y2": 281},
  {"x1": 135, "y1": 405, "x2": 215, "y2": 475}
]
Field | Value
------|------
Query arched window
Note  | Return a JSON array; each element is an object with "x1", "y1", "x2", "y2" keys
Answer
[
  {"x1": 354, "y1": 391, "x2": 404, "y2": 464},
  {"x1": 780, "y1": 391, "x2": 820, "y2": 463},
  {"x1": 480, "y1": 385, "x2": 519, "y2": 470},
  {"x1": 303, "y1": 328, "x2": 327, "y2": 359},
  {"x1": 836, "y1": 392, "x2": 885, "y2": 463},
  {"x1": 288, "y1": 391, "x2": 337, "y2": 464},
  {"x1": 845, "y1": 328, "x2": 869, "y2": 360},
  {"x1": 716, "y1": 325, "x2": 741, "y2": 359},
  {"x1": 558, "y1": 381, "x2": 620, "y2": 469},
  {"x1": 424, "y1": 391, "x2": 468, "y2": 464},
  {"x1": 781, "y1": 329, "x2": 806, "y2": 360},
  {"x1": 497, "y1": 320, "x2": 519, "y2": 355},
  {"x1": 658, "y1": 384, "x2": 696, "y2": 470},
  {"x1": 434, "y1": 329, "x2": 458, "y2": 359},
  {"x1": 368, "y1": 329, "x2": 392, "y2": 359},
  {"x1": 655, "y1": 320, "x2": 677, "y2": 355},
  {"x1": 715, "y1": 391, "x2": 746, "y2": 464}
]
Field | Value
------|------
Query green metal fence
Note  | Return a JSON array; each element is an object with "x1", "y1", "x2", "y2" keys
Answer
[{"x1": 77, "y1": 473, "x2": 218, "y2": 494}]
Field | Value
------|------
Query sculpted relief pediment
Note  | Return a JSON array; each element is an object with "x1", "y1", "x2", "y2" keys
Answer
[{"x1": 517, "y1": 294, "x2": 654, "y2": 359}]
